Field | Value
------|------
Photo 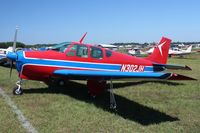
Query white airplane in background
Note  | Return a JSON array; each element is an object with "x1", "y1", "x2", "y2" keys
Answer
[
  {"x1": 128, "y1": 48, "x2": 147, "y2": 56},
  {"x1": 0, "y1": 47, "x2": 13, "y2": 64},
  {"x1": 146, "y1": 47, "x2": 155, "y2": 54},
  {"x1": 168, "y1": 45, "x2": 193, "y2": 57},
  {"x1": 146, "y1": 44, "x2": 193, "y2": 57}
]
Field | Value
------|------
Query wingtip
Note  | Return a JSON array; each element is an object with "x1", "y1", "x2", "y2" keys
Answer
[{"x1": 185, "y1": 65, "x2": 192, "y2": 70}]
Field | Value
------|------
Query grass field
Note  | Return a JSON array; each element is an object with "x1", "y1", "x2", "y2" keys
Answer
[{"x1": 0, "y1": 53, "x2": 200, "y2": 133}]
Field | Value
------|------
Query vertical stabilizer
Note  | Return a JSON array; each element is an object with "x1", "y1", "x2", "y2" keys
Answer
[
  {"x1": 185, "y1": 45, "x2": 192, "y2": 52},
  {"x1": 145, "y1": 37, "x2": 171, "y2": 64}
]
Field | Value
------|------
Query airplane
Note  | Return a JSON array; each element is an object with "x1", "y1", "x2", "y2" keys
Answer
[
  {"x1": 0, "y1": 47, "x2": 13, "y2": 65},
  {"x1": 7, "y1": 28, "x2": 196, "y2": 109},
  {"x1": 128, "y1": 47, "x2": 147, "y2": 56},
  {"x1": 147, "y1": 44, "x2": 193, "y2": 57},
  {"x1": 168, "y1": 45, "x2": 193, "y2": 57},
  {"x1": 146, "y1": 46, "x2": 156, "y2": 55}
]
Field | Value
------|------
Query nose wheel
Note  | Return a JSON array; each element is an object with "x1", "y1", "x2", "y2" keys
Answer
[{"x1": 13, "y1": 80, "x2": 23, "y2": 95}]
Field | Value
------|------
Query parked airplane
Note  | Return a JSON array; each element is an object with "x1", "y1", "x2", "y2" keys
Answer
[
  {"x1": 147, "y1": 44, "x2": 193, "y2": 57},
  {"x1": 168, "y1": 45, "x2": 193, "y2": 57},
  {"x1": 7, "y1": 29, "x2": 196, "y2": 109},
  {"x1": 128, "y1": 47, "x2": 147, "y2": 56},
  {"x1": 146, "y1": 47, "x2": 155, "y2": 54},
  {"x1": 0, "y1": 47, "x2": 13, "y2": 64}
]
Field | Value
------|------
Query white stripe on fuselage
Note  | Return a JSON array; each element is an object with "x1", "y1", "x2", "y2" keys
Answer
[
  {"x1": 23, "y1": 52, "x2": 121, "y2": 66},
  {"x1": 20, "y1": 63, "x2": 120, "y2": 75}
]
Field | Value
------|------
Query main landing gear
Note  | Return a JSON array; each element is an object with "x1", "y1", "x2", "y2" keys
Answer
[
  {"x1": 87, "y1": 79, "x2": 117, "y2": 110},
  {"x1": 13, "y1": 79, "x2": 23, "y2": 95},
  {"x1": 109, "y1": 79, "x2": 117, "y2": 110}
]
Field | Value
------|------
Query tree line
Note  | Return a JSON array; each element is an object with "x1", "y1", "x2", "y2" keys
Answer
[
  {"x1": 0, "y1": 41, "x2": 200, "y2": 49},
  {"x1": 0, "y1": 42, "x2": 25, "y2": 48}
]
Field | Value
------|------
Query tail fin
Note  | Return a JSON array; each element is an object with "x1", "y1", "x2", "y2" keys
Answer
[
  {"x1": 185, "y1": 45, "x2": 192, "y2": 52},
  {"x1": 145, "y1": 37, "x2": 171, "y2": 64}
]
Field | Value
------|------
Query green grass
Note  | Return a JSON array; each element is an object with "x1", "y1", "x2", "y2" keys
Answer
[
  {"x1": 0, "y1": 97, "x2": 26, "y2": 133},
  {"x1": 0, "y1": 53, "x2": 200, "y2": 133}
]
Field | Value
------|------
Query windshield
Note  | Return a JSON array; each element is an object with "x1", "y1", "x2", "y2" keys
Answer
[{"x1": 50, "y1": 42, "x2": 71, "y2": 53}]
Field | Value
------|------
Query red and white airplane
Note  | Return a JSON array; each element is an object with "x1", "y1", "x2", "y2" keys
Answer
[{"x1": 7, "y1": 29, "x2": 195, "y2": 109}]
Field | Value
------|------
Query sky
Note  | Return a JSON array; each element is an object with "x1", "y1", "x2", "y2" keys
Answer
[{"x1": 0, "y1": 0, "x2": 200, "y2": 44}]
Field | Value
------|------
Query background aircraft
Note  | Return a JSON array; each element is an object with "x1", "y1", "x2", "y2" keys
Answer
[
  {"x1": 0, "y1": 47, "x2": 13, "y2": 65},
  {"x1": 128, "y1": 47, "x2": 147, "y2": 56},
  {"x1": 7, "y1": 29, "x2": 195, "y2": 109},
  {"x1": 146, "y1": 44, "x2": 193, "y2": 57},
  {"x1": 168, "y1": 45, "x2": 193, "y2": 57},
  {"x1": 146, "y1": 46, "x2": 156, "y2": 54}
]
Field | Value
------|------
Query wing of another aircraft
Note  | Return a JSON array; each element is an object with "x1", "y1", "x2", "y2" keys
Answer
[
  {"x1": 53, "y1": 69, "x2": 196, "y2": 80},
  {"x1": 0, "y1": 50, "x2": 8, "y2": 63}
]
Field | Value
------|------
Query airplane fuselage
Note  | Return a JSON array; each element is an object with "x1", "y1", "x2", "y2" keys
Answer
[{"x1": 15, "y1": 42, "x2": 155, "y2": 82}]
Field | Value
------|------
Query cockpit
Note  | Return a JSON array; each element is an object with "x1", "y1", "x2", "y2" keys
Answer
[{"x1": 50, "y1": 42, "x2": 113, "y2": 59}]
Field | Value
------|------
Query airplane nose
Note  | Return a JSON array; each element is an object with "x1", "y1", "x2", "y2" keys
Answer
[{"x1": 7, "y1": 52, "x2": 17, "y2": 61}]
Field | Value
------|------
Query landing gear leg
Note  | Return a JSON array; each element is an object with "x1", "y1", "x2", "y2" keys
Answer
[
  {"x1": 13, "y1": 79, "x2": 23, "y2": 95},
  {"x1": 109, "y1": 79, "x2": 117, "y2": 110}
]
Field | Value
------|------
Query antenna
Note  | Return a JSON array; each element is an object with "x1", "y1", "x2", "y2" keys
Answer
[{"x1": 79, "y1": 32, "x2": 87, "y2": 43}]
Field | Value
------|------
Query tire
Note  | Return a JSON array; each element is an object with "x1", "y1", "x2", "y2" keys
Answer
[
  {"x1": 57, "y1": 80, "x2": 66, "y2": 87},
  {"x1": 13, "y1": 86, "x2": 23, "y2": 95}
]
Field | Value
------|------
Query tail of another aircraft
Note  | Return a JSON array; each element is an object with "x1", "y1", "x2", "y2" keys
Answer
[
  {"x1": 145, "y1": 37, "x2": 171, "y2": 64},
  {"x1": 185, "y1": 45, "x2": 192, "y2": 52}
]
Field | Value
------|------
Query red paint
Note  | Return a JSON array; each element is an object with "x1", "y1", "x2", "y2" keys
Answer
[
  {"x1": 22, "y1": 37, "x2": 171, "y2": 81},
  {"x1": 87, "y1": 79, "x2": 106, "y2": 96}
]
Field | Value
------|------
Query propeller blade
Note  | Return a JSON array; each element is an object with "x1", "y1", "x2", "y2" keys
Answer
[
  {"x1": 9, "y1": 26, "x2": 18, "y2": 78},
  {"x1": 13, "y1": 26, "x2": 18, "y2": 52}
]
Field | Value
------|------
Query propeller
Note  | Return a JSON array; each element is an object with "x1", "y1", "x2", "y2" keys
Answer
[{"x1": 9, "y1": 26, "x2": 18, "y2": 78}]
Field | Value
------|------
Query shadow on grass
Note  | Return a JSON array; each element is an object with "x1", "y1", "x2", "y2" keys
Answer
[
  {"x1": 23, "y1": 81, "x2": 179, "y2": 126},
  {"x1": 112, "y1": 80, "x2": 184, "y2": 89}
]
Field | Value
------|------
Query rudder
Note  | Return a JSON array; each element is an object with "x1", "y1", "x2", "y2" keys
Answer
[{"x1": 145, "y1": 37, "x2": 171, "y2": 64}]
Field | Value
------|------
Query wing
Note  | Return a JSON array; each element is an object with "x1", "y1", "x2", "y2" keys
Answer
[
  {"x1": 0, "y1": 55, "x2": 7, "y2": 62},
  {"x1": 53, "y1": 69, "x2": 196, "y2": 80}
]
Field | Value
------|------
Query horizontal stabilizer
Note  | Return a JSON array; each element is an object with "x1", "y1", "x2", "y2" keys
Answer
[{"x1": 153, "y1": 63, "x2": 192, "y2": 71}]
